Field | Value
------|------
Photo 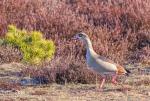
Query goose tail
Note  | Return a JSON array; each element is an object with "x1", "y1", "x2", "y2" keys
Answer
[{"x1": 125, "y1": 68, "x2": 131, "y2": 76}]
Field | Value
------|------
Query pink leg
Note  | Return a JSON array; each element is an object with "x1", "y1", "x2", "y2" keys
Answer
[
  {"x1": 96, "y1": 77, "x2": 106, "y2": 92},
  {"x1": 111, "y1": 74, "x2": 129, "y2": 92},
  {"x1": 100, "y1": 77, "x2": 106, "y2": 89},
  {"x1": 111, "y1": 74, "x2": 118, "y2": 85}
]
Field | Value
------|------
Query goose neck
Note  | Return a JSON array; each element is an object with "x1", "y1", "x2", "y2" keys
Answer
[{"x1": 84, "y1": 38, "x2": 95, "y2": 53}]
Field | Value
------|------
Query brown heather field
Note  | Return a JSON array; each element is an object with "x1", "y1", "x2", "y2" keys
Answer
[{"x1": 0, "y1": 0, "x2": 150, "y2": 101}]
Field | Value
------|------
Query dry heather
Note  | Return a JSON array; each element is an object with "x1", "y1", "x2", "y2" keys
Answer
[
  {"x1": 0, "y1": 45, "x2": 22, "y2": 64},
  {"x1": 0, "y1": 0, "x2": 150, "y2": 86},
  {"x1": 0, "y1": 1, "x2": 150, "y2": 100},
  {"x1": 0, "y1": 0, "x2": 149, "y2": 65}
]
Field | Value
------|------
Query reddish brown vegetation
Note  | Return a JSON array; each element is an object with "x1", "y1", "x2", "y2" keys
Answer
[
  {"x1": 0, "y1": 0, "x2": 149, "y2": 64},
  {"x1": 0, "y1": 81, "x2": 21, "y2": 91},
  {"x1": 0, "y1": 0, "x2": 149, "y2": 83},
  {"x1": 0, "y1": 45, "x2": 22, "y2": 64},
  {"x1": 21, "y1": 59, "x2": 98, "y2": 84}
]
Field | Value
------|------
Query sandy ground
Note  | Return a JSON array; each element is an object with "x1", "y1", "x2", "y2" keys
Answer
[{"x1": 0, "y1": 63, "x2": 150, "y2": 101}]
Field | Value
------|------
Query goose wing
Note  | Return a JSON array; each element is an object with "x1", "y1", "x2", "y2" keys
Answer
[
  {"x1": 98, "y1": 56, "x2": 116, "y2": 64},
  {"x1": 98, "y1": 55, "x2": 129, "y2": 75}
]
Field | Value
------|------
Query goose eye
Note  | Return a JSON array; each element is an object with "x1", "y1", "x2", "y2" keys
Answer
[{"x1": 78, "y1": 34, "x2": 83, "y2": 37}]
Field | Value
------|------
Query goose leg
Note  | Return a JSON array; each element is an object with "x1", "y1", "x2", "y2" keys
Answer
[
  {"x1": 111, "y1": 74, "x2": 118, "y2": 85},
  {"x1": 100, "y1": 77, "x2": 106, "y2": 88},
  {"x1": 111, "y1": 74, "x2": 129, "y2": 92},
  {"x1": 97, "y1": 76, "x2": 106, "y2": 92}
]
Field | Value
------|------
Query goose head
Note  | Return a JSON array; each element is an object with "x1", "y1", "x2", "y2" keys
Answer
[
  {"x1": 73, "y1": 32, "x2": 89, "y2": 42},
  {"x1": 73, "y1": 32, "x2": 93, "y2": 49}
]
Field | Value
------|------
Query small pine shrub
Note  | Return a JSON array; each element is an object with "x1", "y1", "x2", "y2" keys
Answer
[
  {"x1": 0, "y1": 39, "x2": 4, "y2": 46},
  {"x1": 5, "y1": 25, "x2": 55, "y2": 64}
]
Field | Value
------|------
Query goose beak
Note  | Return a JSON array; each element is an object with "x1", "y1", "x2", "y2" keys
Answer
[{"x1": 72, "y1": 35, "x2": 78, "y2": 40}]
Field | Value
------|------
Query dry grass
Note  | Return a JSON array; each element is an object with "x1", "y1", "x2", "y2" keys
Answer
[
  {"x1": 0, "y1": 63, "x2": 149, "y2": 101},
  {"x1": 0, "y1": 83, "x2": 149, "y2": 101}
]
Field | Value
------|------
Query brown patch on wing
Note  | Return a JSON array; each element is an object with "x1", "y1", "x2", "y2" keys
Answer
[{"x1": 116, "y1": 65, "x2": 127, "y2": 75}]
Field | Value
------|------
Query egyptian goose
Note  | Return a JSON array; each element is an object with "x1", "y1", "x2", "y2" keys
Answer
[{"x1": 73, "y1": 32, "x2": 130, "y2": 90}]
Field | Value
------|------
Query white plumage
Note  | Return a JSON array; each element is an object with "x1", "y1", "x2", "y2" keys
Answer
[{"x1": 73, "y1": 32, "x2": 130, "y2": 90}]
